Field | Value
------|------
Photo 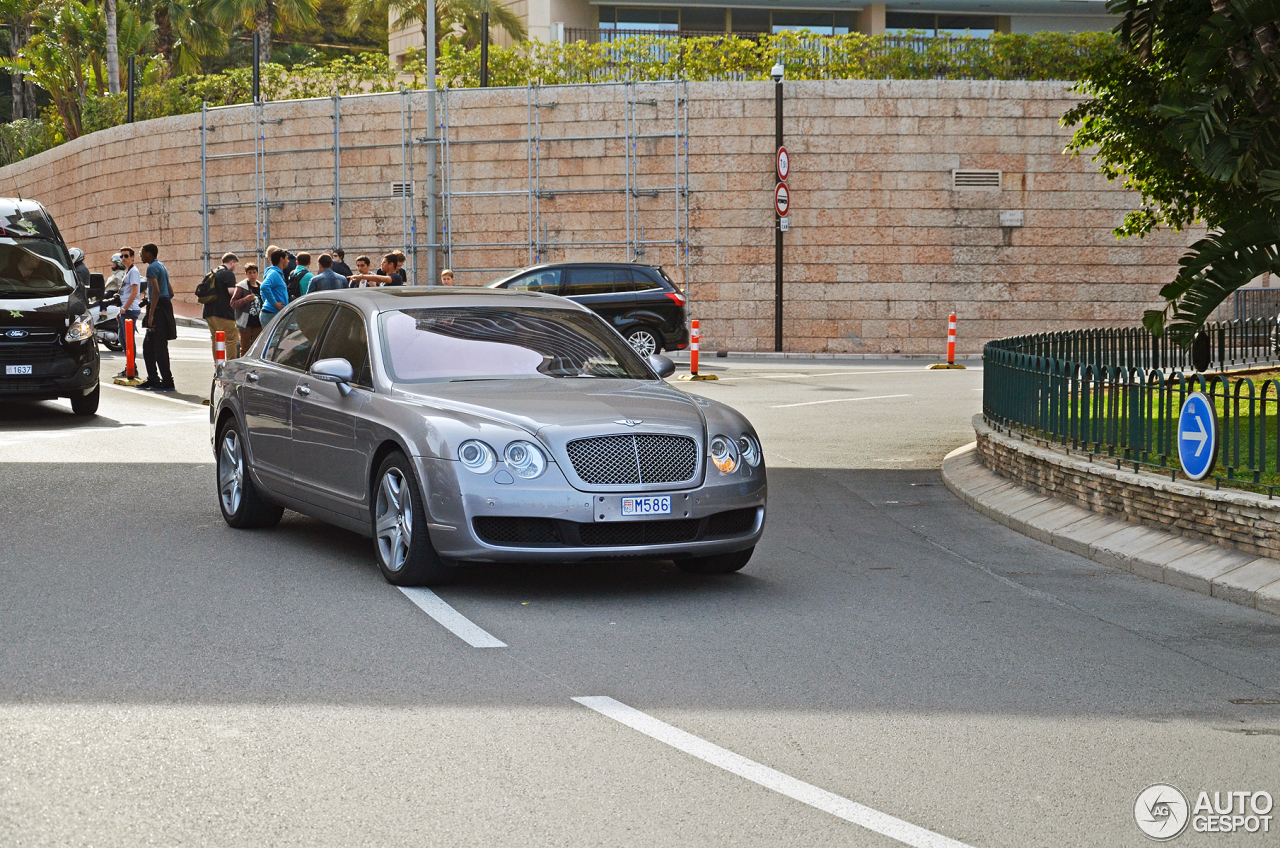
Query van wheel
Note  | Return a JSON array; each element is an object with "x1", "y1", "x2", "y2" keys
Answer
[
  {"x1": 674, "y1": 547, "x2": 754, "y2": 574},
  {"x1": 217, "y1": 420, "x2": 283, "y2": 529},
  {"x1": 69, "y1": 384, "x2": 99, "y2": 416},
  {"x1": 626, "y1": 327, "x2": 661, "y2": 357},
  {"x1": 373, "y1": 452, "x2": 456, "y2": 586}
]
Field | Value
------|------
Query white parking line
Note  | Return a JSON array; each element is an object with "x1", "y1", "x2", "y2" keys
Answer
[
  {"x1": 714, "y1": 369, "x2": 930, "y2": 382},
  {"x1": 398, "y1": 587, "x2": 507, "y2": 648},
  {"x1": 573, "y1": 696, "x2": 974, "y2": 848},
  {"x1": 771, "y1": 393, "x2": 911, "y2": 409},
  {"x1": 101, "y1": 381, "x2": 208, "y2": 407}
]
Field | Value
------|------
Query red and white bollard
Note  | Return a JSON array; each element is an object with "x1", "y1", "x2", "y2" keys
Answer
[
  {"x1": 215, "y1": 330, "x2": 226, "y2": 373},
  {"x1": 123, "y1": 314, "x2": 137, "y2": 379},
  {"x1": 678, "y1": 319, "x2": 718, "y2": 381},
  {"x1": 947, "y1": 313, "x2": 957, "y2": 365},
  {"x1": 928, "y1": 313, "x2": 967, "y2": 370}
]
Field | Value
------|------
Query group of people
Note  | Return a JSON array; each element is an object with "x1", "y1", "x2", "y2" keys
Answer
[{"x1": 102, "y1": 243, "x2": 454, "y2": 392}]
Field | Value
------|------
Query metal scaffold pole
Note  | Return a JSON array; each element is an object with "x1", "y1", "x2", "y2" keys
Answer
[
  {"x1": 200, "y1": 103, "x2": 209, "y2": 267},
  {"x1": 332, "y1": 95, "x2": 341, "y2": 253}
]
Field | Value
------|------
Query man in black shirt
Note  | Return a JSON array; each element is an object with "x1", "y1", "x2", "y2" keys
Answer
[
  {"x1": 330, "y1": 248, "x2": 352, "y2": 278},
  {"x1": 350, "y1": 253, "x2": 404, "y2": 287},
  {"x1": 204, "y1": 251, "x2": 240, "y2": 359}
]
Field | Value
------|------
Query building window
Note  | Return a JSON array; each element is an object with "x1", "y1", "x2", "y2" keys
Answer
[
  {"x1": 599, "y1": 6, "x2": 680, "y2": 30},
  {"x1": 771, "y1": 10, "x2": 853, "y2": 35},
  {"x1": 885, "y1": 12, "x2": 996, "y2": 36}
]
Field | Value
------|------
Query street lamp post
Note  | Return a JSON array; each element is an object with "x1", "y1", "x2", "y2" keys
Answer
[{"x1": 771, "y1": 63, "x2": 784, "y2": 352}]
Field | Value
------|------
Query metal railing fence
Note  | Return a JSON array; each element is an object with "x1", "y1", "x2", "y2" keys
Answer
[{"x1": 983, "y1": 320, "x2": 1280, "y2": 490}]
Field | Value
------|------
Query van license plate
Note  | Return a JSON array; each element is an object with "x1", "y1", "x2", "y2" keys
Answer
[
  {"x1": 5, "y1": 365, "x2": 32, "y2": 375},
  {"x1": 621, "y1": 496, "x2": 671, "y2": 517}
]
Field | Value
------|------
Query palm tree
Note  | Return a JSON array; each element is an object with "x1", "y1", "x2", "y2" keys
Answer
[
  {"x1": 346, "y1": 0, "x2": 523, "y2": 62},
  {"x1": 210, "y1": 0, "x2": 318, "y2": 63},
  {"x1": 0, "y1": 0, "x2": 39, "y2": 118},
  {"x1": 137, "y1": 0, "x2": 226, "y2": 73},
  {"x1": 106, "y1": 0, "x2": 119, "y2": 92}
]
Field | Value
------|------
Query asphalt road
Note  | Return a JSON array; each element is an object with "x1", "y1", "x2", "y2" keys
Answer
[{"x1": 2, "y1": 337, "x2": 1278, "y2": 847}]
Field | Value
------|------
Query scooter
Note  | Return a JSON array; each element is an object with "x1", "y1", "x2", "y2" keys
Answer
[{"x1": 88, "y1": 293, "x2": 124, "y2": 351}]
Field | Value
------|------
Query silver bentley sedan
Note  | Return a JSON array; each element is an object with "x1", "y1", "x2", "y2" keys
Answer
[{"x1": 210, "y1": 288, "x2": 766, "y2": 585}]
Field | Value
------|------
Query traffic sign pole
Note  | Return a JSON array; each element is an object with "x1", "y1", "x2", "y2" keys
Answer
[{"x1": 774, "y1": 78, "x2": 784, "y2": 353}]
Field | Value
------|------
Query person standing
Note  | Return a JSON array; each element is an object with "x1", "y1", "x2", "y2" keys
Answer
[
  {"x1": 330, "y1": 248, "x2": 352, "y2": 278},
  {"x1": 439, "y1": 268, "x2": 454, "y2": 286},
  {"x1": 116, "y1": 248, "x2": 142, "y2": 380},
  {"x1": 287, "y1": 252, "x2": 313, "y2": 298},
  {"x1": 350, "y1": 253, "x2": 404, "y2": 287},
  {"x1": 350, "y1": 255, "x2": 372, "y2": 287},
  {"x1": 204, "y1": 252, "x2": 241, "y2": 361},
  {"x1": 231, "y1": 263, "x2": 264, "y2": 353},
  {"x1": 307, "y1": 253, "x2": 347, "y2": 292},
  {"x1": 139, "y1": 243, "x2": 176, "y2": 392},
  {"x1": 260, "y1": 248, "x2": 289, "y2": 323}
]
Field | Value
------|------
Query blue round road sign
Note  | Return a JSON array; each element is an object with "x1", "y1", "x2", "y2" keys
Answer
[{"x1": 1177, "y1": 391, "x2": 1217, "y2": 481}]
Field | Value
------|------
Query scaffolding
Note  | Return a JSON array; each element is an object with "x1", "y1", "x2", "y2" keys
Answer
[
  {"x1": 200, "y1": 90, "x2": 438, "y2": 285},
  {"x1": 200, "y1": 81, "x2": 690, "y2": 288},
  {"x1": 439, "y1": 79, "x2": 690, "y2": 281}
]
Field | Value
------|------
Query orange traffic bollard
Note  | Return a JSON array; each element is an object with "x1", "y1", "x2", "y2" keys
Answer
[
  {"x1": 928, "y1": 312, "x2": 967, "y2": 370},
  {"x1": 678, "y1": 319, "x2": 718, "y2": 381},
  {"x1": 215, "y1": 330, "x2": 226, "y2": 373}
]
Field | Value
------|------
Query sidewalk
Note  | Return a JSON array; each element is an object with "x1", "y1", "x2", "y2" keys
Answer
[
  {"x1": 172, "y1": 300, "x2": 206, "y2": 329},
  {"x1": 941, "y1": 442, "x2": 1280, "y2": 616}
]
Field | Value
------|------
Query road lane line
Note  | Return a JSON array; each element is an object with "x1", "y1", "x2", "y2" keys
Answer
[
  {"x1": 714, "y1": 369, "x2": 931, "y2": 382},
  {"x1": 398, "y1": 587, "x2": 507, "y2": 648},
  {"x1": 772, "y1": 393, "x2": 911, "y2": 409},
  {"x1": 573, "y1": 696, "x2": 974, "y2": 848},
  {"x1": 101, "y1": 381, "x2": 208, "y2": 407}
]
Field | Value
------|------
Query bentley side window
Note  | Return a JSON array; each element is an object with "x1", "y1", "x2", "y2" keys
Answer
[
  {"x1": 264, "y1": 303, "x2": 335, "y2": 372},
  {"x1": 315, "y1": 306, "x2": 373, "y2": 388}
]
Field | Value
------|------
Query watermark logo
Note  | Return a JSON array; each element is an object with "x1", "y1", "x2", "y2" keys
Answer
[{"x1": 1135, "y1": 784, "x2": 1190, "y2": 841}]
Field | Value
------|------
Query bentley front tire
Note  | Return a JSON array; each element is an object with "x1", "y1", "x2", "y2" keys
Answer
[
  {"x1": 373, "y1": 452, "x2": 455, "y2": 586},
  {"x1": 674, "y1": 546, "x2": 754, "y2": 574}
]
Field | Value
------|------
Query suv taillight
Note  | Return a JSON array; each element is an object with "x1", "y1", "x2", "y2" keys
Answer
[{"x1": 665, "y1": 292, "x2": 686, "y2": 306}]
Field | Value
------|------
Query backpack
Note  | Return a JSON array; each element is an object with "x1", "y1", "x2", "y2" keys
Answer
[
  {"x1": 287, "y1": 267, "x2": 307, "y2": 300},
  {"x1": 195, "y1": 268, "x2": 218, "y2": 304}
]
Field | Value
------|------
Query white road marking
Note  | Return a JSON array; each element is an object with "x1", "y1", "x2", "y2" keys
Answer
[
  {"x1": 713, "y1": 369, "x2": 931, "y2": 382},
  {"x1": 573, "y1": 696, "x2": 975, "y2": 848},
  {"x1": 398, "y1": 587, "x2": 507, "y2": 648},
  {"x1": 772, "y1": 393, "x2": 911, "y2": 409}
]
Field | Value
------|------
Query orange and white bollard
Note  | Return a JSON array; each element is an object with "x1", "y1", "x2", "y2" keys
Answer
[
  {"x1": 678, "y1": 319, "x2": 718, "y2": 381},
  {"x1": 114, "y1": 314, "x2": 141, "y2": 385},
  {"x1": 928, "y1": 313, "x2": 967, "y2": 370},
  {"x1": 215, "y1": 330, "x2": 226, "y2": 373}
]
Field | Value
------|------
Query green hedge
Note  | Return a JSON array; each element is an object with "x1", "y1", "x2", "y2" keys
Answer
[{"x1": 1, "y1": 31, "x2": 1114, "y2": 167}]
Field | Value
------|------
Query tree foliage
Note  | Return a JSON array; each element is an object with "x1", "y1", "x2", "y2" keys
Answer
[{"x1": 1065, "y1": 0, "x2": 1280, "y2": 346}]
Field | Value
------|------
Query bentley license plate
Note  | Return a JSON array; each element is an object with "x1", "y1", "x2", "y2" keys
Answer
[
  {"x1": 5, "y1": 365, "x2": 32, "y2": 375},
  {"x1": 621, "y1": 495, "x2": 671, "y2": 517}
]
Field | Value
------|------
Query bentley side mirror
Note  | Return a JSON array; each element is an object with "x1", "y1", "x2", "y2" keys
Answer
[
  {"x1": 648, "y1": 354, "x2": 676, "y2": 379},
  {"x1": 310, "y1": 357, "x2": 356, "y2": 396}
]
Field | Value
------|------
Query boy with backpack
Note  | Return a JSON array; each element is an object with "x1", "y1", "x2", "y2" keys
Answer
[
  {"x1": 287, "y1": 252, "x2": 313, "y2": 299},
  {"x1": 196, "y1": 252, "x2": 240, "y2": 360}
]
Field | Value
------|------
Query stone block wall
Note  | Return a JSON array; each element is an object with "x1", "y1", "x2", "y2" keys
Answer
[
  {"x1": 0, "y1": 80, "x2": 1197, "y2": 353},
  {"x1": 975, "y1": 417, "x2": 1280, "y2": 560}
]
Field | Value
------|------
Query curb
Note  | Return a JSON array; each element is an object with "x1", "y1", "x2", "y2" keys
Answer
[
  {"x1": 941, "y1": 443, "x2": 1280, "y2": 616},
  {"x1": 175, "y1": 316, "x2": 207, "y2": 329}
]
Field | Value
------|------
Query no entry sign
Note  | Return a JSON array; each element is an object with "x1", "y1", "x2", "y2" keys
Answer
[{"x1": 775, "y1": 183, "x2": 790, "y2": 217}]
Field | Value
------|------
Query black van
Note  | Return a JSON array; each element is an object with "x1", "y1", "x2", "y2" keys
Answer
[
  {"x1": 0, "y1": 199, "x2": 99, "y2": 415},
  {"x1": 486, "y1": 262, "x2": 689, "y2": 356}
]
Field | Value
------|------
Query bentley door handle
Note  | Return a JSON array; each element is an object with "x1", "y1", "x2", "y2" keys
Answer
[
  {"x1": 296, "y1": 384, "x2": 312, "y2": 396},
  {"x1": 246, "y1": 371, "x2": 259, "y2": 382}
]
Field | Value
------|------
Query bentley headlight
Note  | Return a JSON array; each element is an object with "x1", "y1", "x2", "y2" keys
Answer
[
  {"x1": 504, "y1": 440, "x2": 547, "y2": 479},
  {"x1": 458, "y1": 440, "x2": 497, "y2": 474},
  {"x1": 65, "y1": 315, "x2": 93, "y2": 343},
  {"x1": 737, "y1": 434, "x2": 762, "y2": 468},
  {"x1": 710, "y1": 434, "x2": 739, "y2": 474}
]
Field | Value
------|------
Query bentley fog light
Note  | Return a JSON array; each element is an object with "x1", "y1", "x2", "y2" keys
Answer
[
  {"x1": 65, "y1": 316, "x2": 93, "y2": 343},
  {"x1": 737, "y1": 434, "x2": 762, "y2": 468},
  {"x1": 504, "y1": 440, "x2": 547, "y2": 479},
  {"x1": 710, "y1": 434, "x2": 739, "y2": 474},
  {"x1": 458, "y1": 440, "x2": 497, "y2": 474}
]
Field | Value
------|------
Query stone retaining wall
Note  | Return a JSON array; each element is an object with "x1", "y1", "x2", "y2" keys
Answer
[
  {"x1": 974, "y1": 415, "x2": 1280, "y2": 560},
  {"x1": 0, "y1": 80, "x2": 1198, "y2": 353}
]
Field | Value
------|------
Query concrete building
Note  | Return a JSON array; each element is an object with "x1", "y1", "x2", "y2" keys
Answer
[{"x1": 389, "y1": 0, "x2": 1115, "y2": 65}]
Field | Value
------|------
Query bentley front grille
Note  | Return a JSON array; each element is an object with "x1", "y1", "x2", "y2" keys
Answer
[{"x1": 565, "y1": 434, "x2": 698, "y2": 485}]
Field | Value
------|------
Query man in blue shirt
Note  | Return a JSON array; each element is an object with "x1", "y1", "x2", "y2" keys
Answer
[
  {"x1": 139, "y1": 243, "x2": 176, "y2": 392},
  {"x1": 260, "y1": 248, "x2": 289, "y2": 323}
]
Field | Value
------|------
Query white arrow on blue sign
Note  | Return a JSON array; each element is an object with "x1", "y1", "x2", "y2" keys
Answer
[{"x1": 1177, "y1": 391, "x2": 1217, "y2": 481}]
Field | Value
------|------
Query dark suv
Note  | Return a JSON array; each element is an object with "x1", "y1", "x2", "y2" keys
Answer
[
  {"x1": 486, "y1": 262, "x2": 688, "y2": 356},
  {"x1": 0, "y1": 198, "x2": 99, "y2": 415}
]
